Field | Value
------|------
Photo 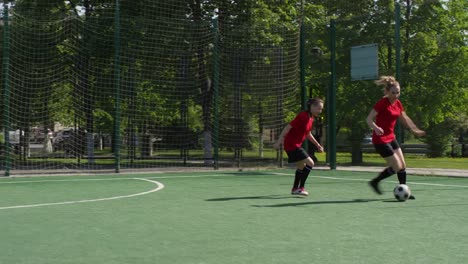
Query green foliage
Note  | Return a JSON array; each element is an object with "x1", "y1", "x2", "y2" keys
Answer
[
  {"x1": 423, "y1": 119, "x2": 458, "y2": 157},
  {"x1": 398, "y1": 0, "x2": 468, "y2": 156},
  {"x1": 93, "y1": 109, "x2": 113, "y2": 134},
  {"x1": 1, "y1": 0, "x2": 466, "y2": 169},
  {"x1": 301, "y1": 0, "x2": 467, "y2": 157}
]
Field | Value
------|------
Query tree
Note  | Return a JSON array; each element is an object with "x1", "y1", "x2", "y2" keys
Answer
[{"x1": 400, "y1": 0, "x2": 467, "y2": 156}]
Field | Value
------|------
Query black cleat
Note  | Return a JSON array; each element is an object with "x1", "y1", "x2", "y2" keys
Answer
[
  {"x1": 408, "y1": 195, "x2": 415, "y2": 200},
  {"x1": 369, "y1": 179, "x2": 382, "y2": 195}
]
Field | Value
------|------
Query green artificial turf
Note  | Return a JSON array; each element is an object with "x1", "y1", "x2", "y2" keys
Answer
[{"x1": 0, "y1": 170, "x2": 467, "y2": 264}]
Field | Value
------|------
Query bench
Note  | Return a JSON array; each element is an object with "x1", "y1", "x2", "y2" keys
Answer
[{"x1": 401, "y1": 144, "x2": 429, "y2": 155}]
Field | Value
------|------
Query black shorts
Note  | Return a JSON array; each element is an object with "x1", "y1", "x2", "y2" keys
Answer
[
  {"x1": 286, "y1": 148, "x2": 310, "y2": 163},
  {"x1": 374, "y1": 139, "x2": 400, "y2": 158}
]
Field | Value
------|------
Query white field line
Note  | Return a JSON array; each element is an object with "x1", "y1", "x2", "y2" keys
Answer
[
  {"x1": 0, "y1": 178, "x2": 164, "y2": 210},
  {"x1": 2, "y1": 172, "x2": 466, "y2": 188},
  {"x1": 0, "y1": 172, "x2": 466, "y2": 210},
  {"x1": 1, "y1": 173, "x2": 467, "y2": 189},
  {"x1": 272, "y1": 172, "x2": 468, "y2": 188},
  {"x1": 0, "y1": 174, "x2": 231, "y2": 185}
]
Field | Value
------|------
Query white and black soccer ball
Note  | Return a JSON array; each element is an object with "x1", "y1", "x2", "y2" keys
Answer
[{"x1": 393, "y1": 184, "x2": 411, "y2": 201}]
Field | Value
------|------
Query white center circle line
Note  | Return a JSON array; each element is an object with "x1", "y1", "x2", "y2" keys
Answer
[{"x1": 0, "y1": 178, "x2": 164, "y2": 210}]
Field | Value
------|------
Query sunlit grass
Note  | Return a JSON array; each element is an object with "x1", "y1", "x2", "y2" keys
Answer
[
  {"x1": 313, "y1": 152, "x2": 467, "y2": 170},
  {"x1": 13, "y1": 148, "x2": 468, "y2": 170}
]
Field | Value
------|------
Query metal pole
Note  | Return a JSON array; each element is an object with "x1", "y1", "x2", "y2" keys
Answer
[
  {"x1": 212, "y1": 18, "x2": 220, "y2": 170},
  {"x1": 299, "y1": 0, "x2": 309, "y2": 154},
  {"x1": 395, "y1": 1, "x2": 402, "y2": 142},
  {"x1": 300, "y1": 0, "x2": 306, "y2": 109},
  {"x1": 113, "y1": 0, "x2": 122, "y2": 173},
  {"x1": 328, "y1": 19, "x2": 337, "y2": 170},
  {"x1": 2, "y1": 2, "x2": 11, "y2": 176}
]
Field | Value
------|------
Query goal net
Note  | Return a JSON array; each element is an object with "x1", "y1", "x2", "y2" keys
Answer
[{"x1": 0, "y1": 1, "x2": 301, "y2": 175}]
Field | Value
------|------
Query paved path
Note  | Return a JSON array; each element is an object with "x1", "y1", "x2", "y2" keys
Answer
[
  {"x1": 2, "y1": 166, "x2": 467, "y2": 178},
  {"x1": 315, "y1": 166, "x2": 468, "y2": 178}
]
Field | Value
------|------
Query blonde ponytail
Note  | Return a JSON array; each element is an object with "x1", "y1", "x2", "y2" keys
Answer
[{"x1": 375, "y1": 76, "x2": 399, "y2": 91}]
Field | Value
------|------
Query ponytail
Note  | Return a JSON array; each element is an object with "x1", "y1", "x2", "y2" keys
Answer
[{"x1": 375, "y1": 76, "x2": 399, "y2": 91}]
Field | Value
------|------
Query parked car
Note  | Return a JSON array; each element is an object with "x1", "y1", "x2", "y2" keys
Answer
[
  {"x1": 362, "y1": 134, "x2": 372, "y2": 144},
  {"x1": 52, "y1": 128, "x2": 87, "y2": 155},
  {"x1": 52, "y1": 128, "x2": 74, "y2": 151}
]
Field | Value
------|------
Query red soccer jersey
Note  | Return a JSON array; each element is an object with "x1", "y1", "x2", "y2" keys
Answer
[
  {"x1": 284, "y1": 111, "x2": 314, "y2": 152},
  {"x1": 372, "y1": 97, "x2": 404, "y2": 144}
]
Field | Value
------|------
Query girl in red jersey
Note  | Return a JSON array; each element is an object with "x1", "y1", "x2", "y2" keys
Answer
[
  {"x1": 366, "y1": 76, "x2": 425, "y2": 198},
  {"x1": 274, "y1": 98, "x2": 324, "y2": 196}
]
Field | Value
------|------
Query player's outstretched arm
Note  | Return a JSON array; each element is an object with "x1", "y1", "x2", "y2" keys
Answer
[{"x1": 399, "y1": 112, "x2": 426, "y2": 137}]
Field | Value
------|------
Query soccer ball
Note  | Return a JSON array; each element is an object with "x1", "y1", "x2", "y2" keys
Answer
[{"x1": 393, "y1": 184, "x2": 411, "y2": 201}]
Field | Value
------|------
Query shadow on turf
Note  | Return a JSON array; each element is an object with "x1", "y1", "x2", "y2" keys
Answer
[
  {"x1": 251, "y1": 198, "x2": 386, "y2": 207},
  {"x1": 206, "y1": 195, "x2": 388, "y2": 205},
  {"x1": 206, "y1": 195, "x2": 301, "y2": 201}
]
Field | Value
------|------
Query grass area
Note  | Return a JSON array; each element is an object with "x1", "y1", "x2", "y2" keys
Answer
[
  {"x1": 1, "y1": 170, "x2": 467, "y2": 264},
  {"x1": 240, "y1": 148, "x2": 468, "y2": 170},
  {"x1": 312, "y1": 152, "x2": 468, "y2": 170},
  {"x1": 6, "y1": 148, "x2": 467, "y2": 171}
]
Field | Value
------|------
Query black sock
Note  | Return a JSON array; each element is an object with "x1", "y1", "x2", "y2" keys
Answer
[
  {"x1": 292, "y1": 169, "x2": 301, "y2": 189},
  {"x1": 373, "y1": 167, "x2": 395, "y2": 182},
  {"x1": 397, "y1": 169, "x2": 407, "y2": 184},
  {"x1": 299, "y1": 165, "x2": 313, "y2": 188}
]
